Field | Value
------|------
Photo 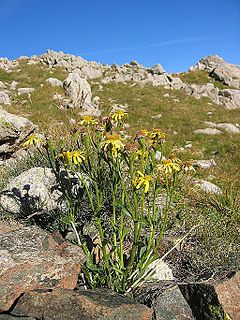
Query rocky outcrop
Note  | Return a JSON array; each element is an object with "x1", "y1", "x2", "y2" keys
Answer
[
  {"x1": 9, "y1": 288, "x2": 153, "y2": 320},
  {"x1": 0, "y1": 108, "x2": 36, "y2": 160},
  {"x1": 0, "y1": 57, "x2": 19, "y2": 71},
  {"x1": 0, "y1": 90, "x2": 11, "y2": 105},
  {"x1": 46, "y1": 77, "x2": 63, "y2": 87},
  {"x1": 204, "y1": 121, "x2": 240, "y2": 134},
  {"x1": 218, "y1": 89, "x2": 240, "y2": 109},
  {"x1": 153, "y1": 285, "x2": 194, "y2": 320},
  {"x1": 0, "y1": 167, "x2": 61, "y2": 215},
  {"x1": 32, "y1": 50, "x2": 105, "y2": 79},
  {"x1": 191, "y1": 55, "x2": 240, "y2": 89},
  {"x1": 63, "y1": 72, "x2": 100, "y2": 115},
  {"x1": 0, "y1": 225, "x2": 85, "y2": 312}
]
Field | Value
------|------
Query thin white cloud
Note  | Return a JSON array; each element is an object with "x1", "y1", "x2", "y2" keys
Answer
[{"x1": 82, "y1": 37, "x2": 213, "y2": 56}]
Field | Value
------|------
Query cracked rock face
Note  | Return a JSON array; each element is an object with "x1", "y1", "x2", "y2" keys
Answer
[
  {"x1": 0, "y1": 225, "x2": 85, "y2": 312},
  {"x1": 0, "y1": 167, "x2": 62, "y2": 215},
  {"x1": 191, "y1": 55, "x2": 240, "y2": 89},
  {"x1": 0, "y1": 108, "x2": 36, "y2": 159}
]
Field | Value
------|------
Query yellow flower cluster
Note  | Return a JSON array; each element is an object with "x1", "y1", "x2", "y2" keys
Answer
[
  {"x1": 58, "y1": 150, "x2": 85, "y2": 165},
  {"x1": 157, "y1": 159, "x2": 180, "y2": 174},
  {"x1": 110, "y1": 110, "x2": 128, "y2": 123},
  {"x1": 100, "y1": 134, "x2": 125, "y2": 158},
  {"x1": 79, "y1": 115, "x2": 97, "y2": 126},
  {"x1": 132, "y1": 170, "x2": 153, "y2": 193},
  {"x1": 22, "y1": 134, "x2": 42, "y2": 147}
]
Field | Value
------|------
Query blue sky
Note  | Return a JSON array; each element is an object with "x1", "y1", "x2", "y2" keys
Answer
[{"x1": 0, "y1": 0, "x2": 239, "y2": 72}]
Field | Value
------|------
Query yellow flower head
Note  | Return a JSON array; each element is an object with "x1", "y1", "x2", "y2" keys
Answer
[
  {"x1": 22, "y1": 134, "x2": 42, "y2": 148},
  {"x1": 135, "y1": 149, "x2": 149, "y2": 161},
  {"x1": 110, "y1": 110, "x2": 128, "y2": 123},
  {"x1": 79, "y1": 115, "x2": 97, "y2": 126},
  {"x1": 58, "y1": 150, "x2": 85, "y2": 165},
  {"x1": 132, "y1": 170, "x2": 153, "y2": 193},
  {"x1": 157, "y1": 159, "x2": 180, "y2": 175},
  {"x1": 148, "y1": 129, "x2": 166, "y2": 143},
  {"x1": 182, "y1": 160, "x2": 195, "y2": 173},
  {"x1": 100, "y1": 134, "x2": 125, "y2": 158},
  {"x1": 169, "y1": 154, "x2": 182, "y2": 164}
]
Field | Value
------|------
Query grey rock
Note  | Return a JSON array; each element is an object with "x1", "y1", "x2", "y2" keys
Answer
[
  {"x1": 46, "y1": 77, "x2": 63, "y2": 87},
  {"x1": 0, "y1": 225, "x2": 84, "y2": 312},
  {"x1": 150, "y1": 63, "x2": 166, "y2": 75},
  {"x1": 154, "y1": 285, "x2": 195, "y2": 320},
  {"x1": 17, "y1": 87, "x2": 35, "y2": 95},
  {"x1": 194, "y1": 159, "x2": 216, "y2": 169},
  {"x1": 204, "y1": 121, "x2": 240, "y2": 134},
  {"x1": 11, "y1": 288, "x2": 153, "y2": 320},
  {"x1": 0, "y1": 57, "x2": 19, "y2": 71},
  {"x1": 191, "y1": 55, "x2": 240, "y2": 89},
  {"x1": 63, "y1": 73, "x2": 100, "y2": 115},
  {"x1": 0, "y1": 90, "x2": 11, "y2": 105},
  {"x1": 193, "y1": 179, "x2": 222, "y2": 195},
  {"x1": 9, "y1": 80, "x2": 19, "y2": 90},
  {"x1": 0, "y1": 108, "x2": 36, "y2": 157},
  {"x1": 218, "y1": 89, "x2": 240, "y2": 109},
  {"x1": 194, "y1": 128, "x2": 222, "y2": 135},
  {"x1": 146, "y1": 260, "x2": 174, "y2": 282},
  {"x1": 0, "y1": 167, "x2": 61, "y2": 214}
]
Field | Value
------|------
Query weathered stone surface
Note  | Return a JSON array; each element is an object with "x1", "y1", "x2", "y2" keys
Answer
[
  {"x1": 180, "y1": 272, "x2": 240, "y2": 320},
  {"x1": 204, "y1": 121, "x2": 240, "y2": 134},
  {"x1": 11, "y1": 288, "x2": 153, "y2": 320},
  {"x1": 17, "y1": 87, "x2": 35, "y2": 95},
  {"x1": 193, "y1": 179, "x2": 222, "y2": 195},
  {"x1": 0, "y1": 167, "x2": 61, "y2": 214},
  {"x1": 63, "y1": 72, "x2": 100, "y2": 115},
  {"x1": 191, "y1": 55, "x2": 240, "y2": 89},
  {"x1": 218, "y1": 89, "x2": 240, "y2": 109},
  {"x1": 46, "y1": 77, "x2": 63, "y2": 87},
  {"x1": 194, "y1": 159, "x2": 216, "y2": 169},
  {"x1": 0, "y1": 57, "x2": 19, "y2": 71},
  {"x1": 0, "y1": 91, "x2": 11, "y2": 105},
  {"x1": 0, "y1": 108, "x2": 36, "y2": 158},
  {"x1": 194, "y1": 128, "x2": 222, "y2": 135},
  {"x1": 153, "y1": 285, "x2": 194, "y2": 320},
  {"x1": 0, "y1": 226, "x2": 84, "y2": 312},
  {"x1": 215, "y1": 272, "x2": 240, "y2": 320}
]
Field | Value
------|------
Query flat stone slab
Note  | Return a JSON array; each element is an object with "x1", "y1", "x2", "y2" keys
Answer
[
  {"x1": 11, "y1": 288, "x2": 153, "y2": 320},
  {"x1": 0, "y1": 225, "x2": 84, "y2": 312}
]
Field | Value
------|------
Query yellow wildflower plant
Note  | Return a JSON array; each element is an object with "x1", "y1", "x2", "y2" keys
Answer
[
  {"x1": 158, "y1": 159, "x2": 180, "y2": 175},
  {"x1": 132, "y1": 170, "x2": 153, "y2": 193},
  {"x1": 110, "y1": 110, "x2": 128, "y2": 123},
  {"x1": 135, "y1": 149, "x2": 149, "y2": 161},
  {"x1": 100, "y1": 134, "x2": 125, "y2": 158},
  {"x1": 22, "y1": 134, "x2": 42, "y2": 148},
  {"x1": 79, "y1": 115, "x2": 97, "y2": 126},
  {"x1": 58, "y1": 150, "x2": 85, "y2": 165},
  {"x1": 148, "y1": 128, "x2": 166, "y2": 143}
]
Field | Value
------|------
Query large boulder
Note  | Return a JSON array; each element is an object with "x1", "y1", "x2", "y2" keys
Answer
[
  {"x1": 63, "y1": 72, "x2": 100, "y2": 115},
  {"x1": 0, "y1": 57, "x2": 19, "y2": 71},
  {"x1": 0, "y1": 167, "x2": 61, "y2": 215},
  {"x1": 218, "y1": 89, "x2": 240, "y2": 109},
  {"x1": 191, "y1": 55, "x2": 240, "y2": 89},
  {"x1": 0, "y1": 224, "x2": 84, "y2": 312},
  {"x1": 0, "y1": 108, "x2": 36, "y2": 159},
  {"x1": 10, "y1": 288, "x2": 153, "y2": 320}
]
